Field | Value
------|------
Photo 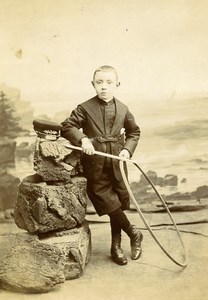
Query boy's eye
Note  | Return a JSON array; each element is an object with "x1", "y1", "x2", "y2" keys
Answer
[{"x1": 95, "y1": 80, "x2": 113, "y2": 85}]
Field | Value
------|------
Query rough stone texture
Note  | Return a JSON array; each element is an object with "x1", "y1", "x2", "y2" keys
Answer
[
  {"x1": 39, "y1": 221, "x2": 91, "y2": 280},
  {"x1": 0, "y1": 232, "x2": 65, "y2": 293},
  {"x1": 33, "y1": 139, "x2": 82, "y2": 182},
  {"x1": 0, "y1": 221, "x2": 91, "y2": 293},
  {"x1": 14, "y1": 174, "x2": 87, "y2": 233}
]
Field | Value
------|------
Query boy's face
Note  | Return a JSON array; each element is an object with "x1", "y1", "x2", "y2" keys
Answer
[{"x1": 92, "y1": 71, "x2": 120, "y2": 102}]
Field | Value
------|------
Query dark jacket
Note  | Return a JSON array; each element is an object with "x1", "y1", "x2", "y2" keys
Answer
[{"x1": 61, "y1": 96, "x2": 140, "y2": 181}]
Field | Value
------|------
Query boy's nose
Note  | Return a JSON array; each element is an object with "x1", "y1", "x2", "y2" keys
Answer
[
  {"x1": 101, "y1": 82, "x2": 107, "y2": 89},
  {"x1": 101, "y1": 83, "x2": 107, "y2": 90}
]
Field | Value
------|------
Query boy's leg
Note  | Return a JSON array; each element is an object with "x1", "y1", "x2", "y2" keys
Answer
[
  {"x1": 86, "y1": 168, "x2": 128, "y2": 265},
  {"x1": 86, "y1": 166, "x2": 143, "y2": 261},
  {"x1": 86, "y1": 168, "x2": 122, "y2": 216},
  {"x1": 109, "y1": 208, "x2": 143, "y2": 260},
  {"x1": 109, "y1": 217, "x2": 127, "y2": 265}
]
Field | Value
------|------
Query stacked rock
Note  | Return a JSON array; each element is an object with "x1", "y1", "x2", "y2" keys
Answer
[{"x1": 0, "y1": 120, "x2": 91, "y2": 293}]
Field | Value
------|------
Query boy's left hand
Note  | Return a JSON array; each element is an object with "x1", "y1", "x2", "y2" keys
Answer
[{"x1": 119, "y1": 149, "x2": 130, "y2": 159}]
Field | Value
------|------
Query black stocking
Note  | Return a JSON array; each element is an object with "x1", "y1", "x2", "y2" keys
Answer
[{"x1": 108, "y1": 208, "x2": 131, "y2": 235}]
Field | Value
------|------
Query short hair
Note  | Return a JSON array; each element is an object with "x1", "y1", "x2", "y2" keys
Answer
[{"x1": 93, "y1": 65, "x2": 118, "y2": 81}]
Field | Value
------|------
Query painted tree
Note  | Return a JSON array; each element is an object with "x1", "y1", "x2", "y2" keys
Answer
[{"x1": 0, "y1": 91, "x2": 22, "y2": 138}]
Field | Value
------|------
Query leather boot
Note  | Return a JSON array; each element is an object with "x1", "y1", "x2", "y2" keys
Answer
[
  {"x1": 127, "y1": 225, "x2": 143, "y2": 260},
  {"x1": 111, "y1": 233, "x2": 128, "y2": 266}
]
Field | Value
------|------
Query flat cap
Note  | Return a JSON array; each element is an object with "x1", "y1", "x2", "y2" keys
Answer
[{"x1": 33, "y1": 119, "x2": 63, "y2": 132}]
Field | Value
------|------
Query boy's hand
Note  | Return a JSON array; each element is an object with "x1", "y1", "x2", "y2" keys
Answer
[
  {"x1": 119, "y1": 149, "x2": 130, "y2": 160},
  {"x1": 81, "y1": 138, "x2": 95, "y2": 155}
]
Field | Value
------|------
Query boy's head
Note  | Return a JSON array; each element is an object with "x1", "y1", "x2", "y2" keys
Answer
[{"x1": 92, "y1": 65, "x2": 120, "y2": 102}]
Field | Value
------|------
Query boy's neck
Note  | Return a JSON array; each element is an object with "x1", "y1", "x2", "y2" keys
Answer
[{"x1": 98, "y1": 96, "x2": 114, "y2": 103}]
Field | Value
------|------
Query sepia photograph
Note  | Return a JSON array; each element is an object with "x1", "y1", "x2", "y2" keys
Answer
[{"x1": 0, "y1": 1, "x2": 208, "y2": 299}]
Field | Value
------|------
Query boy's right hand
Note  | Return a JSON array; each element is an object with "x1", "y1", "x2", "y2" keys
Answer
[{"x1": 81, "y1": 138, "x2": 95, "y2": 155}]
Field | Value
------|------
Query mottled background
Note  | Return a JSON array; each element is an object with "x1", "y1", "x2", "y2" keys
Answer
[
  {"x1": 1, "y1": 0, "x2": 207, "y2": 193},
  {"x1": 0, "y1": 1, "x2": 208, "y2": 299}
]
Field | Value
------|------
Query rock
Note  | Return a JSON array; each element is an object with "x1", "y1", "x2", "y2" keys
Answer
[
  {"x1": 165, "y1": 191, "x2": 193, "y2": 201},
  {"x1": 0, "y1": 232, "x2": 65, "y2": 293},
  {"x1": 33, "y1": 139, "x2": 82, "y2": 182},
  {"x1": 163, "y1": 174, "x2": 178, "y2": 186},
  {"x1": 181, "y1": 178, "x2": 187, "y2": 183},
  {"x1": 4, "y1": 209, "x2": 14, "y2": 219},
  {"x1": 0, "y1": 222, "x2": 91, "y2": 293},
  {"x1": 194, "y1": 185, "x2": 208, "y2": 199},
  {"x1": 16, "y1": 141, "x2": 34, "y2": 158},
  {"x1": 0, "y1": 169, "x2": 20, "y2": 210},
  {"x1": 139, "y1": 170, "x2": 158, "y2": 186},
  {"x1": 138, "y1": 171, "x2": 178, "y2": 188},
  {"x1": 14, "y1": 174, "x2": 87, "y2": 233},
  {"x1": 0, "y1": 138, "x2": 16, "y2": 164},
  {"x1": 156, "y1": 176, "x2": 164, "y2": 186},
  {"x1": 40, "y1": 221, "x2": 91, "y2": 280}
]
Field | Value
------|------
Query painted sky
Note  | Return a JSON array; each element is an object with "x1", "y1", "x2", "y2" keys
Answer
[{"x1": 1, "y1": 0, "x2": 208, "y2": 115}]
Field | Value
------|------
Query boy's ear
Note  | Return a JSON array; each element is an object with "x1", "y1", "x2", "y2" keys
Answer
[
  {"x1": 116, "y1": 82, "x2": 121, "y2": 87},
  {"x1": 91, "y1": 81, "x2": 95, "y2": 88}
]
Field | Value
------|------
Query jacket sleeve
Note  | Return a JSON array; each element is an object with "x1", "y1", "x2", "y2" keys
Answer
[
  {"x1": 123, "y1": 110, "x2": 141, "y2": 156},
  {"x1": 61, "y1": 105, "x2": 87, "y2": 145}
]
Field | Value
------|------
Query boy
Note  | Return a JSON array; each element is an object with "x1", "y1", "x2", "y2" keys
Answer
[{"x1": 61, "y1": 65, "x2": 143, "y2": 266}]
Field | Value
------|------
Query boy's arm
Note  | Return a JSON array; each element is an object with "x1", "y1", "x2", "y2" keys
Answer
[
  {"x1": 61, "y1": 106, "x2": 87, "y2": 145},
  {"x1": 122, "y1": 110, "x2": 141, "y2": 157},
  {"x1": 61, "y1": 106, "x2": 95, "y2": 155}
]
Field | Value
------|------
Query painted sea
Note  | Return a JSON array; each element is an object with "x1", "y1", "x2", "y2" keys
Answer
[{"x1": 11, "y1": 96, "x2": 208, "y2": 196}]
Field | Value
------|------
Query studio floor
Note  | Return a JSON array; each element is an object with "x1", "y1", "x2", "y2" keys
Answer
[{"x1": 0, "y1": 209, "x2": 208, "y2": 300}]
